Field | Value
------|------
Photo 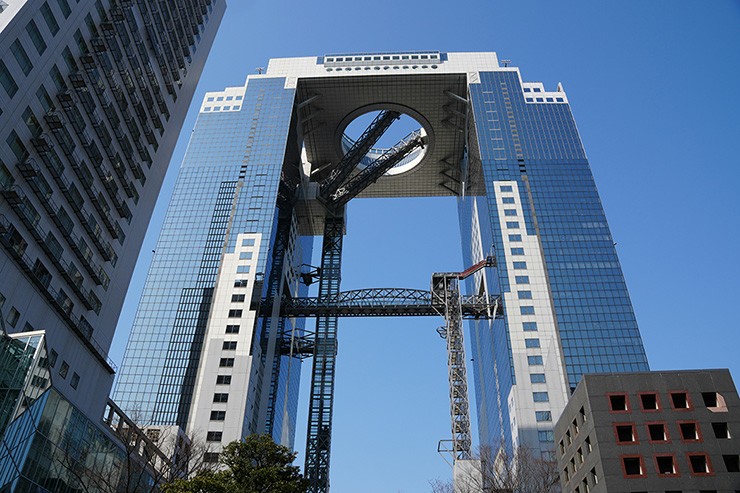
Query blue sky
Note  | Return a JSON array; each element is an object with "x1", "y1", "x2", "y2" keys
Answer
[{"x1": 110, "y1": 1, "x2": 740, "y2": 491}]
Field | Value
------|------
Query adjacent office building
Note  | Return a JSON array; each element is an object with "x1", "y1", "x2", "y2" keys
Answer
[
  {"x1": 0, "y1": 0, "x2": 224, "y2": 489},
  {"x1": 555, "y1": 370, "x2": 740, "y2": 492},
  {"x1": 113, "y1": 51, "x2": 650, "y2": 471}
]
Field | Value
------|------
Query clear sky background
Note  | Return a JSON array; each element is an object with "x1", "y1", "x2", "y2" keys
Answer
[{"x1": 110, "y1": 1, "x2": 740, "y2": 491}]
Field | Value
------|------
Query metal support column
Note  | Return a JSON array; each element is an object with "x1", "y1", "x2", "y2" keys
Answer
[{"x1": 305, "y1": 214, "x2": 344, "y2": 493}]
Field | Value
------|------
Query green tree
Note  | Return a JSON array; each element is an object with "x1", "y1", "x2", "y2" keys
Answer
[{"x1": 163, "y1": 434, "x2": 308, "y2": 493}]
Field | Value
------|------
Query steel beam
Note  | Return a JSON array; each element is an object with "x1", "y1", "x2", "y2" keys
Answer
[{"x1": 305, "y1": 215, "x2": 344, "y2": 493}]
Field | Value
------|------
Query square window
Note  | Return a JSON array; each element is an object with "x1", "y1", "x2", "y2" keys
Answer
[
  {"x1": 711, "y1": 422, "x2": 730, "y2": 439},
  {"x1": 722, "y1": 454, "x2": 740, "y2": 473},
  {"x1": 506, "y1": 221, "x2": 519, "y2": 228},
  {"x1": 646, "y1": 422, "x2": 670, "y2": 443},
  {"x1": 210, "y1": 410, "x2": 226, "y2": 421},
  {"x1": 669, "y1": 391, "x2": 692, "y2": 410},
  {"x1": 525, "y1": 338, "x2": 540, "y2": 348},
  {"x1": 216, "y1": 375, "x2": 231, "y2": 385},
  {"x1": 225, "y1": 325, "x2": 240, "y2": 334},
  {"x1": 621, "y1": 455, "x2": 646, "y2": 477},
  {"x1": 222, "y1": 341, "x2": 237, "y2": 350},
  {"x1": 638, "y1": 392, "x2": 661, "y2": 411},
  {"x1": 687, "y1": 453, "x2": 714, "y2": 476},
  {"x1": 219, "y1": 358, "x2": 234, "y2": 367},
  {"x1": 608, "y1": 393, "x2": 630, "y2": 413},
  {"x1": 213, "y1": 393, "x2": 228, "y2": 403},
  {"x1": 533, "y1": 392, "x2": 549, "y2": 402},
  {"x1": 527, "y1": 356, "x2": 543, "y2": 365},
  {"x1": 228, "y1": 309, "x2": 242, "y2": 318},
  {"x1": 520, "y1": 306, "x2": 535, "y2": 315},
  {"x1": 523, "y1": 322, "x2": 537, "y2": 331},
  {"x1": 538, "y1": 430, "x2": 554, "y2": 442},
  {"x1": 678, "y1": 421, "x2": 702, "y2": 442},
  {"x1": 535, "y1": 411, "x2": 551, "y2": 422},
  {"x1": 614, "y1": 423, "x2": 638, "y2": 444},
  {"x1": 654, "y1": 455, "x2": 679, "y2": 476},
  {"x1": 204, "y1": 452, "x2": 219, "y2": 463},
  {"x1": 702, "y1": 392, "x2": 727, "y2": 411}
]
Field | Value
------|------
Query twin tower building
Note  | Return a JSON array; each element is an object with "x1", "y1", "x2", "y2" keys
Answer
[
  {"x1": 0, "y1": 7, "x2": 648, "y2": 486},
  {"x1": 113, "y1": 51, "x2": 649, "y2": 466}
]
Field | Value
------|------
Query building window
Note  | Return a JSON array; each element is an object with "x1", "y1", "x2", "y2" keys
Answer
[
  {"x1": 206, "y1": 431, "x2": 223, "y2": 442},
  {"x1": 620, "y1": 455, "x2": 646, "y2": 478},
  {"x1": 654, "y1": 455, "x2": 679, "y2": 477},
  {"x1": 204, "y1": 452, "x2": 219, "y2": 463},
  {"x1": 506, "y1": 221, "x2": 519, "y2": 228},
  {"x1": 239, "y1": 252, "x2": 253, "y2": 260},
  {"x1": 40, "y1": 2, "x2": 60, "y2": 35},
  {"x1": 213, "y1": 393, "x2": 228, "y2": 403},
  {"x1": 520, "y1": 306, "x2": 535, "y2": 315},
  {"x1": 59, "y1": 361, "x2": 69, "y2": 379},
  {"x1": 25, "y1": 20, "x2": 47, "y2": 55},
  {"x1": 7, "y1": 130, "x2": 28, "y2": 162},
  {"x1": 614, "y1": 423, "x2": 638, "y2": 444},
  {"x1": 711, "y1": 422, "x2": 730, "y2": 439},
  {"x1": 523, "y1": 322, "x2": 537, "y2": 331},
  {"x1": 236, "y1": 265, "x2": 250, "y2": 273},
  {"x1": 56, "y1": 0, "x2": 72, "y2": 18},
  {"x1": 638, "y1": 392, "x2": 661, "y2": 411},
  {"x1": 669, "y1": 391, "x2": 693, "y2": 410},
  {"x1": 722, "y1": 455, "x2": 740, "y2": 473},
  {"x1": 219, "y1": 358, "x2": 234, "y2": 367},
  {"x1": 608, "y1": 393, "x2": 631, "y2": 413},
  {"x1": 49, "y1": 349, "x2": 58, "y2": 368},
  {"x1": 234, "y1": 280, "x2": 248, "y2": 288},
  {"x1": 686, "y1": 453, "x2": 714, "y2": 476},
  {"x1": 228, "y1": 309, "x2": 242, "y2": 318},
  {"x1": 515, "y1": 275, "x2": 529, "y2": 284},
  {"x1": 538, "y1": 430, "x2": 554, "y2": 442},
  {"x1": 231, "y1": 294, "x2": 245, "y2": 302},
  {"x1": 225, "y1": 325, "x2": 240, "y2": 334},
  {"x1": 6, "y1": 307, "x2": 20, "y2": 328},
  {"x1": 222, "y1": 341, "x2": 237, "y2": 350},
  {"x1": 242, "y1": 239, "x2": 255, "y2": 246},
  {"x1": 678, "y1": 421, "x2": 702, "y2": 442},
  {"x1": 70, "y1": 372, "x2": 80, "y2": 389},
  {"x1": 513, "y1": 261, "x2": 527, "y2": 269},
  {"x1": 510, "y1": 247, "x2": 524, "y2": 255},
  {"x1": 216, "y1": 375, "x2": 231, "y2": 385},
  {"x1": 701, "y1": 392, "x2": 728, "y2": 412},
  {"x1": 527, "y1": 356, "x2": 543, "y2": 365},
  {"x1": 530, "y1": 374, "x2": 546, "y2": 383},
  {"x1": 535, "y1": 411, "x2": 551, "y2": 422},
  {"x1": 646, "y1": 422, "x2": 670, "y2": 443},
  {"x1": 525, "y1": 338, "x2": 540, "y2": 348},
  {"x1": 517, "y1": 290, "x2": 532, "y2": 299},
  {"x1": 0, "y1": 60, "x2": 18, "y2": 98},
  {"x1": 508, "y1": 234, "x2": 522, "y2": 242},
  {"x1": 500, "y1": 185, "x2": 513, "y2": 192},
  {"x1": 210, "y1": 411, "x2": 226, "y2": 421},
  {"x1": 502, "y1": 197, "x2": 515, "y2": 204},
  {"x1": 504, "y1": 209, "x2": 517, "y2": 216},
  {"x1": 11, "y1": 40, "x2": 33, "y2": 75},
  {"x1": 533, "y1": 392, "x2": 549, "y2": 402}
]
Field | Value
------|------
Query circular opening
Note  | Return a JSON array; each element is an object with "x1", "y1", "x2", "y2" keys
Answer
[{"x1": 341, "y1": 110, "x2": 428, "y2": 176}]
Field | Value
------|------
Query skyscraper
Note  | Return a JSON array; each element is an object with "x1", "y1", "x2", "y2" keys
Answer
[
  {"x1": 0, "y1": 0, "x2": 224, "y2": 489},
  {"x1": 113, "y1": 51, "x2": 649, "y2": 482}
]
